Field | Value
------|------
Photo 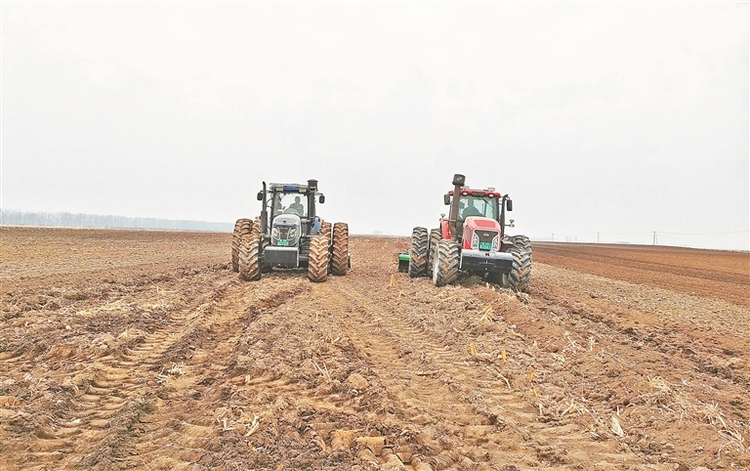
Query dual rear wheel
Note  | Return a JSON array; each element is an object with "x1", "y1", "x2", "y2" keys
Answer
[
  {"x1": 503, "y1": 235, "x2": 532, "y2": 292},
  {"x1": 238, "y1": 234, "x2": 261, "y2": 281},
  {"x1": 308, "y1": 222, "x2": 349, "y2": 283},
  {"x1": 426, "y1": 228, "x2": 441, "y2": 278},
  {"x1": 409, "y1": 226, "x2": 458, "y2": 287},
  {"x1": 307, "y1": 235, "x2": 329, "y2": 282},
  {"x1": 432, "y1": 239, "x2": 459, "y2": 287},
  {"x1": 232, "y1": 218, "x2": 253, "y2": 272}
]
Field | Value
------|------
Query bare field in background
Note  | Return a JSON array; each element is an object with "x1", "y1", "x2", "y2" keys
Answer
[{"x1": 1, "y1": 227, "x2": 748, "y2": 470}]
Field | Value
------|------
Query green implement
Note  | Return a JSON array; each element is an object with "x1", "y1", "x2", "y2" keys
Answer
[{"x1": 397, "y1": 252, "x2": 410, "y2": 272}]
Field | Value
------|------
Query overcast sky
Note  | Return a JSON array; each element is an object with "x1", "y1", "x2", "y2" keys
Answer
[{"x1": 2, "y1": 2, "x2": 748, "y2": 250}]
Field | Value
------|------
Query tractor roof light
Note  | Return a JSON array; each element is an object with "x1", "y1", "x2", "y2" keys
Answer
[{"x1": 451, "y1": 188, "x2": 501, "y2": 197}]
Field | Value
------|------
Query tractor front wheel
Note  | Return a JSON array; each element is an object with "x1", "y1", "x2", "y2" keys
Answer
[
  {"x1": 408, "y1": 227, "x2": 428, "y2": 278},
  {"x1": 426, "y1": 228, "x2": 441, "y2": 278},
  {"x1": 308, "y1": 235, "x2": 330, "y2": 282},
  {"x1": 433, "y1": 239, "x2": 459, "y2": 287},
  {"x1": 320, "y1": 220, "x2": 332, "y2": 241},
  {"x1": 505, "y1": 235, "x2": 532, "y2": 292},
  {"x1": 238, "y1": 235, "x2": 261, "y2": 281},
  {"x1": 232, "y1": 218, "x2": 253, "y2": 272}
]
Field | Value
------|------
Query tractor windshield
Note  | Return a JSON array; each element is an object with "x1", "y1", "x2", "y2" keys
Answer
[
  {"x1": 271, "y1": 192, "x2": 307, "y2": 218},
  {"x1": 457, "y1": 195, "x2": 498, "y2": 221}
]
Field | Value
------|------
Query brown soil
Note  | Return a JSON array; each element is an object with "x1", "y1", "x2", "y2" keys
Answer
[{"x1": 1, "y1": 227, "x2": 748, "y2": 470}]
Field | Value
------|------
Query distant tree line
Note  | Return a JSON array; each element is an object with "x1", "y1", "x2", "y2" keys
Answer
[{"x1": 0, "y1": 209, "x2": 232, "y2": 232}]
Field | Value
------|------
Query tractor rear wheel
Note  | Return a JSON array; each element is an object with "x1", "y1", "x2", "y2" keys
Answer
[
  {"x1": 506, "y1": 235, "x2": 532, "y2": 292},
  {"x1": 408, "y1": 227, "x2": 428, "y2": 278},
  {"x1": 426, "y1": 228, "x2": 441, "y2": 278},
  {"x1": 331, "y1": 222, "x2": 349, "y2": 276},
  {"x1": 433, "y1": 239, "x2": 459, "y2": 287},
  {"x1": 232, "y1": 218, "x2": 253, "y2": 272},
  {"x1": 308, "y1": 235, "x2": 329, "y2": 282},
  {"x1": 238, "y1": 235, "x2": 261, "y2": 281}
]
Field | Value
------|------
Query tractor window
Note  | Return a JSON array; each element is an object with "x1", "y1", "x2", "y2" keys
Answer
[
  {"x1": 273, "y1": 193, "x2": 307, "y2": 218},
  {"x1": 458, "y1": 196, "x2": 498, "y2": 221}
]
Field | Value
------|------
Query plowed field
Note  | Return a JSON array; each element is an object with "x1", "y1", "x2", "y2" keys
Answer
[{"x1": 1, "y1": 227, "x2": 748, "y2": 470}]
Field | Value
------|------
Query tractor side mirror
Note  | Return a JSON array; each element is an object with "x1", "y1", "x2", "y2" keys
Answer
[
  {"x1": 506, "y1": 199, "x2": 513, "y2": 211},
  {"x1": 443, "y1": 194, "x2": 451, "y2": 205},
  {"x1": 319, "y1": 194, "x2": 325, "y2": 204},
  {"x1": 257, "y1": 191, "x2": 263, "y2": 201}
]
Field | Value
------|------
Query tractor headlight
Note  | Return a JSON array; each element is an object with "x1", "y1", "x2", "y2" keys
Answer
[
  {"x1": 271, "y1": 226, "x2": 279, "y2": 243},
  {"x1": 491, "y1": 234, "x2": 500, "y2": 251},
  {"x1": 471, "y1": 231, "x2": 479, "y2": 250},
  {"x1": 288, "y1": 226, "x2": 298, "y2": 244}
]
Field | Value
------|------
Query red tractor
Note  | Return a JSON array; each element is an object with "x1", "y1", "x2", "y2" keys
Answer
[{"x1": 407, "y1": 173, "x2": 531, "y2": 291}]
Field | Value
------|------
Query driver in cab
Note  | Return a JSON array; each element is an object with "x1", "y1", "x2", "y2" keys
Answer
[{"x1": 288, "y1": 196, "x2": 305, "y2": 215}]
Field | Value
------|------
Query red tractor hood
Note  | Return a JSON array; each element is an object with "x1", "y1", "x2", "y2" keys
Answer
[
  {"x1": 465, "y1": 217, "x2": 501, "y2": 231},
  {"x1": 462, "y1": 216, "x2": 503, "y2": 250}
]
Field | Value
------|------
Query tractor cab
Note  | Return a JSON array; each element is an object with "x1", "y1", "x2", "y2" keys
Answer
[
  {"x1": 269, "y1": 185, "x2": 324, "y2": 220},
  {"x1": 257, "y1": 181, "x2": 326, "y2": 247},
  {"x1": 445, "y1": 189, "x2": 502, "y2": 242},
  {"x1": 442, "y1": 184, "x2": 512, "y2": 251},
  {"x1": 457, "y1": 194, "x2": 498, "y2": 221}
]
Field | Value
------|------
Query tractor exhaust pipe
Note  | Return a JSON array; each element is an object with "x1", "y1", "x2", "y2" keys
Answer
[
  {"x1": 260, "y1": 181, "x2": 268, "y2": 234},
  {"x1": 449, "y1": 173, "x2": 465, "y2": 240},
  {"x1": 307, "y1": 179, "x2": 318, "y2": 218}
]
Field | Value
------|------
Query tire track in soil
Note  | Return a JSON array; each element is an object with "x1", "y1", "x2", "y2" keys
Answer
[
  {"x1": 122, "y1": 276, "x2": 312, "y2": 470},
  {"x1": 0, "y1": 270, "x2": 308, "y2": 471},
  {"x1": 311, "y1": 277, "x2": 646, "y2": 470},
  {"x1": 1, "y1": 275, "x2": 223, "y2": 469},
  {"x1": 316, "y1": 280, "x2": 529, "y2": 468},
  {"x1": 125, "y1": 272, "x2": 399, "y2": 470}
]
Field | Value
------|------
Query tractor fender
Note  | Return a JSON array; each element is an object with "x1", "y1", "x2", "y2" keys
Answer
[
  {"x1": 310, "y1": 216, "x2": 321, "y2": 235},
  {"x1": 440, "y1": 219, "x2": 451, "y2": 239}
]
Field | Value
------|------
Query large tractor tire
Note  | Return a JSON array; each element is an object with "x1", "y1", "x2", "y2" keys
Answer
[
  {"x1": 238, "y1": 235, "x2": 261, "y2": 281},
  {"x1": 331, "y1": 222, "x2": 349, "y2": 276},
  {"x1": 433, "y1": 239, "x2": 459, "y2": 287},
  {"x1": 320, "y1": 220, "x2": 332, "y2": 241},
  {"x1": 505, "y1": 235, "x2": 532, "y2": 292},
  {"x1": 408, "y1": 227, "x2": 428, "y2": 278},
  {"x1": 251, "y1": 216, "x2": 261, "y2": 235},
  {"x1": 308, "y1": 235, "x2": 330, "y2": 282},
  {"x1": 231, "y1": 219, "x2": 243, "y2": 272},
  {"x1": 426, "y1": 228, "x2": 441, "y2": 278},
  {"x1": 232, "y1": 218, "x2": 253, "y2": 272}
]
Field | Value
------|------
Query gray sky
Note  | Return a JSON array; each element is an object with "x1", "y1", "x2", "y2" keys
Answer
[{"x1": 2, "y1": 2, "x2": 748, "y2": 250}]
